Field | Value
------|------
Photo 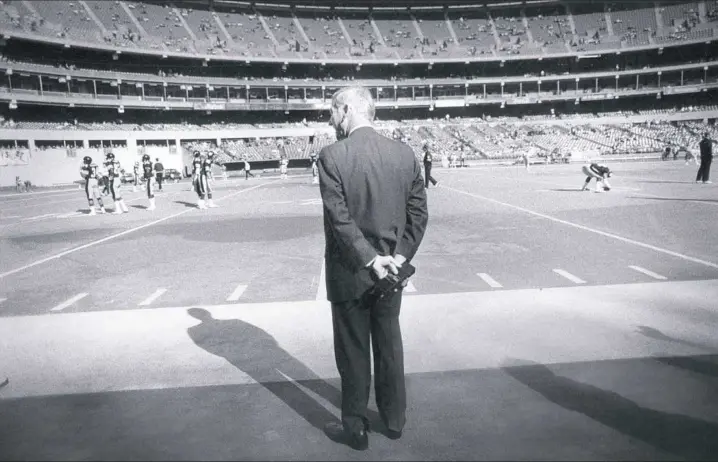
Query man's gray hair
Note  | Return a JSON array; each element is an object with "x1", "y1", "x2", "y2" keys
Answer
[{"x1": 332, "y1": 86, "x2": 375, "y2": 121}]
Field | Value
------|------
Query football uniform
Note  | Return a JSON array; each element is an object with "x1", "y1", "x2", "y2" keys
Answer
[
  {"x1": 280, "y1": 157, "x2": 289, "y2": 179},
  {"x1": 581, "y1": 163, "x2": 612, "y2": 192},
  {"x1": 105, "y1": 155, "x2": 129, "y2": 213},
  {"x1": 143, "y1": 158, "x2": 155, "y2": 199},
  {"x1": 80, "y1": 161, "x2": 105, "y2": 213}
]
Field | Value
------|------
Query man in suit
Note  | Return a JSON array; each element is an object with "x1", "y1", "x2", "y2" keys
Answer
[
  {"x1": 422, "y1": 143, "x2": 438, "y2": 188},
  {"x1": 696, "y1": 132, "x2": 714, "y2": 184},
  {"x1": 318, "y1": 86, "x2": 429, "y2": 451}
]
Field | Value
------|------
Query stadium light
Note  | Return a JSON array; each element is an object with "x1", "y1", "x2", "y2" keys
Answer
[
  {"x1": 4, "y1": 69, "x2": 11, "y2": 76},
  {"x1": 9, "y1": 100, "x2": 17, "y2": 109},
  {"x1": 118, "y1": 106, "x2": 124, "y2": 114},
  {"x1": 112, "y1": 52, "x2": 119, "y2": 61}
]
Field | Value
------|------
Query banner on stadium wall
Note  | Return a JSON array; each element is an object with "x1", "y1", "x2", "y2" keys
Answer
[
  {"x1": 192, "y1": 102, "x2": 226, "y2": 111},
  {"x1": 0, "y1": 150, "x2": 30, "y2": 166}
]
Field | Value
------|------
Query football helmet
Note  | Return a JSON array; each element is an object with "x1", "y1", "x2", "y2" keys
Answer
[
  {"x1": 83, "y1": 156, "x2": 92, "y2": 164},
  {"x1": 106, "y1": 152, "x2": 115, "y2": 161},
  {"x1": 142, "y1": 154, "x2": 150, "y2": 162}
]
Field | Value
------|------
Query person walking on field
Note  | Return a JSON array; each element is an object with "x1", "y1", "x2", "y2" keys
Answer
[
  {"x1": 696, "y1": 132, "x2": 714, "y2": 184},
  {"x1": 154, "y1": 158, "x2": 165, "y2": 191},
  {"x1": 317, "y1": 86, "x2": 428, "y2": 451},
  {"x1": 422, "y1": 143, "x2": 438, "y2": 188}
]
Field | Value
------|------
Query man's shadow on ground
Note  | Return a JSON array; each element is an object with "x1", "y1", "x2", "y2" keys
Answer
[
  {"x1": 186, "y1": 308, "x2": 380, "y2": 432},
  {"x1": 502, "y1": 359, "x2": 718, "y2": 460}
]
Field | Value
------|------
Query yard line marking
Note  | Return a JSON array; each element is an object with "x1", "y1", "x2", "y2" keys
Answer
[
  {"x1": 405, "y1": 280, "x2": 417, "y2": 293},
  {"x1": 444, "y1": 185, "x2": 718, "y2": 270},
  {"x1": 226, "y1": 284, "x2": 248, "y2": 302},
  {"x1": 0, "y1": 190, "x2": 79, "y2": 202},
  {"x1": 0, "y1": 183, "x2": 267, "y2": 280},
  {"x1": 270, "y1": 201, "x2": 293, "y2": 204},
  {"x1": 316, "y1": 259, "x2": 327, "y2": 301},
  {"x1": 20, "y1": 213, "x2": 57, "y2": 222},
  {"x1": 553, "y1": 269, "x2": 586, "y2": 284},
  {"x1": 56, "y1": 211, "x2": 84, "y2": 218},
  {"x1": 139, "y1": 288, "x2": 167, "y2": 306},
  {"x1": 477, "y1": 273, "x2": 503, "y2": 288},
  {"x1": 0, "y1": 297, "x2": 6, "y2": 304},
  {"x1": 50, "y1": 293, "x2": 88, "y2": 312},
  {"x1": 628, "y1": 265, "x2": 668, "y2": 280}
]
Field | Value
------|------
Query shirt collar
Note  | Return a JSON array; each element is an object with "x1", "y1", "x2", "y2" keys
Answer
[{"x1": 348, "y1": 124, "x2": 373, "y2": 136}]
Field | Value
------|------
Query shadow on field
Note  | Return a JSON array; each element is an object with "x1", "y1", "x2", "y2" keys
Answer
[
  {"x1": 131, "y1": 205, "x2": 147, "y2": 210},
  {"x1": 636, "y1": 325, "x2": 717, "y2": 352},
  {"x1": 628, "y1": 196, "x2": 718, "y2": 203},
  {"x1": 175, "y1": 201, "x2": 199, "y2": 208},
  {"x1": 636, "y1": 180, "x2": 698, "y2": 184},
  {"x1": 502, "y1": 358, "x2": 718, "y2": 461},
  {"x1": 185, "y1": 308, "x2": 381, "y2": 433},
  {"x1": 148, "y1": 215, "x2": 321, "y2": 242}
]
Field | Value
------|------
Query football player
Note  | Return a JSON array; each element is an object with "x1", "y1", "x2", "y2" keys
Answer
[
  {"x1": 191, "y1": 150, "x2": 209, "y2": 209},
  {"x1": 279, "y1": 154, "x2": 289, "y2": 180},
  {"x1": 142, "y1": 154, "x2": 156, "y2": 210},
  {"x1": 581, "y1": 161, "x2": 613, "y2": 192},
  {"x1": 105, "y1": 152, "x2": 129, "y2": 214},
  {"x1": 133, "y1": 161, "x2": 140, "y2": 192},
  {"x1": 80, "y1": 156, "x2": 106, "y2": 215},
  {"x1": 310, "y1": 152, "x2": 319, "y2": 184},
  {"x1": 200, "y1": 150, "x2": 218, "y2": 208}
]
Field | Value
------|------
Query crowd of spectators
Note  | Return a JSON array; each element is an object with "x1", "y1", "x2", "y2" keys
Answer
[{"x1": 0, "y1": 1, "x2": 715, "y2": 60}]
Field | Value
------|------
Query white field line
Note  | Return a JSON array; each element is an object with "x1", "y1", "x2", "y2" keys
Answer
[
  {"x1": 138, "y1": 289, "x2": 167, "y2": 306},
  {"x1": 477, "y1": 273, "x2": 503, "y2": 288},
  {"x1": 405, "y1": 280, "x2": 417, "y2": 293},
  {"x1": 50, "y1": 293, "x2": 88, "y2": 312},
  {"x1": 0, "y1": 183, "x2": 267, "y2": 280},
  {"x1": 316, "y1": 259, "x2": 327, "y2": 301},
  {"x1": 628, "y1": 265, "x2": 668, "y2": 280},
  {"x1": 443, "y1": 185, "x2": 718, "y2": 270},
  {"x1": 226, "y1": 284, "x2": 248, "y2": 302},
  {"x1": 553, "y1": 269, "x2": 587, "y2": 284}
]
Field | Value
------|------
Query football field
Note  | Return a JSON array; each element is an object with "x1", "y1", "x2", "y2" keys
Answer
[{"x1": 1, "y1": 160, "x2": 717, "y2": 460}]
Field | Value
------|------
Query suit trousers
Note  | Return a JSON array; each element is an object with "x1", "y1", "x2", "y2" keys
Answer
[
  {"x1": 424, "y1": 163, "x2": 437, "y2": 188},
  {"x1": 696, "y1": 156, "x2": 712, "y2": 182},
  {"x1": 331, "y1": 289, "x2": 406, "y2": 434}
]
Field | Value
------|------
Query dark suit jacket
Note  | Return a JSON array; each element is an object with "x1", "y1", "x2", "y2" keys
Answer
[{"x1": 318, "y1": 126, "x2": 429, "y2": 303}]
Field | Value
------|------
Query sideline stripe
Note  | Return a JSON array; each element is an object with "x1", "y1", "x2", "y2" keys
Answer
[
  {"x1": 50, "y1": 293, "x2": 88, "y2": 312},
  {"x1": 226, "y1": 284, "x2": 248, "y2": 302},
  {"x1": 0, "y1": 183, "x2": 267, "y2": 280},
  {"x1": 316, "y1": 260, "x2": 327, "y2": 301},
  {"x1": 553, "y1": 269, "x2": 586, "y2": 284},
  {"x1": 443, "y1": 185, "x2": 718, "y2": 270},
  {"x1": 139, "y1": 288, "x2": 167, "y2": 306},
  {"x1": 628, "y1": 265, "x2": 668, "y2": 280},
  {"x1": 0, "y1": 297, "x2": 6, "y2": 304},
  {"x1": 477, "y1": 273, "x2": 503, "y2": 288}
]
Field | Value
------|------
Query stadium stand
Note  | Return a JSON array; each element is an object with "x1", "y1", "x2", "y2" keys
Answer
[{"x1": 1, "y1": 0, "x2": 717, "y2": 188}]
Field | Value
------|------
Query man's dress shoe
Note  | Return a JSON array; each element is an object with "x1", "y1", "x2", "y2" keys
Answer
[
  {"x1": 385, "y1": 429, "x2": 402, "y2": 440},
  {"x1": 323, "y1": 422, "x2": 369, "y2": 451}
]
